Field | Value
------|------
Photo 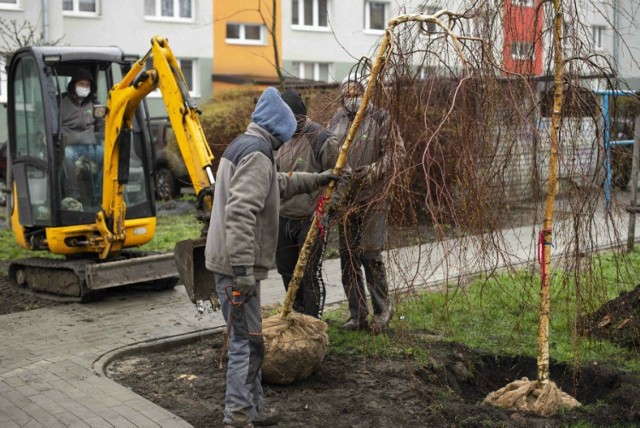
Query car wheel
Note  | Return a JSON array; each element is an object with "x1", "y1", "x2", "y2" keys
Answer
[
  {"x1": 0, "y1": 179, "x2": 6, "y2": 206},
  {"x1": 155, "y1": 168, "x2": 177, "y2": 201}
]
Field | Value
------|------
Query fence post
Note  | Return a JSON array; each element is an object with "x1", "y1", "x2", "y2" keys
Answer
[{"x1": 626, "y1": 114, "x2": 640, "y2": 252}]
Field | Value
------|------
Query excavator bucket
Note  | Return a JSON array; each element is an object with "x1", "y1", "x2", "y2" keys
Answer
[{"x1": 174, "y1": 237, "x2": 215, "y2": 304}]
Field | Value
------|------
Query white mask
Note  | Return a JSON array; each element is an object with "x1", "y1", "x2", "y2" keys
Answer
[
  {"x1": 344, "y1": 97, "x2": 362, "y2": 114},
  {"x1": 75, "y1": 85, "x2": 91, "y2": 98}
]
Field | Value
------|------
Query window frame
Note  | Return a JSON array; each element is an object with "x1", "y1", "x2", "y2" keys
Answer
[
  {"x1": 146, "y1": 58, "x2": 199, "y2": 98},
  {"x1": 62, "y1": 0, "x2": 100, "y2": 17},
  {"x1": 511, "y1": 41, "x2": 535, "y2": 60},
  {"x1": 364, "y1": 1, "x2": 388, "y2": 34},
  {"x1": 144, "y1": 0, "x2": 195, "y2": 22},
  {"x1": 592, "y1": 25, "x2": 605, "y2": 49},
  {"x1": 225, "y1": 23, "x2": 267, "y2": 46},
  {"x1": 511, "y1": 0, "x2": 535, "y2": 7},
  {"x1": 0, "y1": 56, "x2": 6, "y2": 103},
  {"x1": 0, "y1": 0, "x2": 20, "y2": 11},
  {"x1": 291, "y1": 61, "x2": 332, "y2": 82},
  {"x1": 291, "y1": 0, "x2": 331, "y2": 32},
  {"x1": 420, "y1": 5, "x2": 441, "y2": 36}
]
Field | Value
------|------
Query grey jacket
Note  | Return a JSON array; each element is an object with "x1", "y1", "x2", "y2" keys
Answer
[
  {"x1": 275, "y1": 119, "x2": 345, "y2": 219},
  {"x1": 205, "y1": 123, "x2": 326, "y2": 280},
  {"x1": 328, "y1": 105, "x2": 405, "y2": 208},
  {"x1": 60, "y1": 94, "x2": 104, "y2": 145}
]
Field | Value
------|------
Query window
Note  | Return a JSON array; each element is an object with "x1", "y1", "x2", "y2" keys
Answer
[
  {"x1": 511, "y1": 41, "x2": 534, "y2": 60},
  {"x1": 592, "y1": 25, "x2": 605, "y2": 48},
  {"x1": 511, "y1": 0, "x2": 534, "y2": 6},
  {"x1": 417, "y1": 66, "x2": 435, "y2": 80},
  {"x1": 562, "y1": 20, "x2": 574, "y2": 52},
  {"x1": 292, "y1": 0, "x2": 328, "y2": 29},
  {"x1": 0, "y1": 0, "x2": 19, "y2": 10},
  {"x1": 63, "y1": 0, "x2": 98, "y2": 15},
  {"x1": 144, "y1": 0, "x2": 193, "y2": 21},
  {"x1": 365, "y1": 1, "x2": 387, "y2": 32},
  {"x1": 292, "y1": 61, "x2": 331, "y2": 82},
  {"x1": 226, "y1": 23, "x2": 266, "y2": 45},
  {"x1": 471, "y1": 15, "x2": 488, "y2": 38},
  {"x1": 421, "y1": 5, "x2": 440, "y2": 34},
  {"x1": 0, "y1": 56, "x2": 6, "y2": 103},
  {"x1": 145, "y1": 57, "x2": 199, "y2": 97}
]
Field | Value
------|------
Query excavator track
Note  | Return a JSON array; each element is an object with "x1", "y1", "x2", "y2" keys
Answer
[{"x1": 8, "y1": 251, "x2": 180, "y2": 303}]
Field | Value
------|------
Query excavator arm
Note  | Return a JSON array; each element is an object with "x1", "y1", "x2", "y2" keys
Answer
[{"x1": 99, "y1": 36, "x2": 215, "y2": 259}]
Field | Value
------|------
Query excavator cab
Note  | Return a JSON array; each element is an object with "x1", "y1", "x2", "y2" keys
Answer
[{"x1": 7, "y1": 46, "x2": 155, "y2": 253}]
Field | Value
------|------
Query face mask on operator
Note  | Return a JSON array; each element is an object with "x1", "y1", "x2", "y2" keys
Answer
[{"x1": 75, "y1": 85, "x2": 91, "y2": 99}]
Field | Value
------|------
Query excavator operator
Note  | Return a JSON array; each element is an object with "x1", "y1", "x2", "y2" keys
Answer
[{"x1": 61, "y1": 68, "x2": 105, "y2": 209}]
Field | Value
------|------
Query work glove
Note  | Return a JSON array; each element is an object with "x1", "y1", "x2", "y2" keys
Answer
[
  {"x1": 233, "y1": 274, "x2": 257, "y2": 298},
  {"x1": 317, "y1": 169, "x2": 340, "y2": 186},
  {"x1": 232, "y1": 266, "x2": 256, "y2": 298},
  {"x1": 353, "y1": 164, "x2": 374, "y2": 187}
]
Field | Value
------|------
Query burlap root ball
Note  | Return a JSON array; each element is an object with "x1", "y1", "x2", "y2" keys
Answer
[
  {"x1": 262, "y1": 312, "x2": 329, "y2": 385},
  {"x1": 483, "y1": 377, "x2": 581, "y2": 416}
]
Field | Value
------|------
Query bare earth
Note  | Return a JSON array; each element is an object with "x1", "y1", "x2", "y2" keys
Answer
[
  {"x1": 105, "y1": 317, "x2": 640, "y2": 427},
  {"x1": 2, "y1": 203, "x2": 640, "y2": 426},
  {"x1": 3, "y1": 260, "x2": 640, "y2": 427}
]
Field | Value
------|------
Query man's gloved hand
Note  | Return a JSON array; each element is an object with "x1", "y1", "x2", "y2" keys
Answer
[
  {"x1": 317, "y1": 169, "x2": 340, "y2": 186},
  {"x1": 354, "y1": 164, "x2": 374, "y2": 186},
  {"x1": 232, "y1": 266, "x2": 256, "y2": 298},
  {"x1": 234, "y1": 274, "x2": 256, "y2": 298}
]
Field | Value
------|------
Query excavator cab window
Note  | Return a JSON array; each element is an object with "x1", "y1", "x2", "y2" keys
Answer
[
  {"x1": 10, "y1": 55, "x2": 50, "y2": 226},
  {"x1": 8, "y1": 50, "x2": 155, "y2": 230}
]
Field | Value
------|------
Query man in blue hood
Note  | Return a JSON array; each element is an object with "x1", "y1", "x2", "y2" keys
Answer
[{"x1": 205, "y1": 87, "x2": 338, "y2": 428}]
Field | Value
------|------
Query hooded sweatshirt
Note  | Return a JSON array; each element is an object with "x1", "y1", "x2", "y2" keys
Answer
[
  {"x1": 61, "y1": 69, "x2": 104, "y2": 145},
  {"x1": 205, "y1": 88, "x2": 326, "y2": 279}
]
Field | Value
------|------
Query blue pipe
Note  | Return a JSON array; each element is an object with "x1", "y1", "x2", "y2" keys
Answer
[{"x1": 594, "y1": 90, "x2": 637, "y2": 212}]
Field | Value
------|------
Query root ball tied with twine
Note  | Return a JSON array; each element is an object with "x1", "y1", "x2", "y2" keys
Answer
[
  {"x1": 483, "y1": 378, "x2": 580, "y2": 416},
  {"x1": 261, "y1": 312, "x2": 328, "y2": 384}
]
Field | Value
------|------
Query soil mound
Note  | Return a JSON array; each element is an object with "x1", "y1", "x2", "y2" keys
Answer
[{"x1": 579, "y1": 284, "x2": 640, "y2": 351}]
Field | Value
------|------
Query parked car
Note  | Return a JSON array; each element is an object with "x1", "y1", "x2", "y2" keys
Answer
[{"x1": 148, "y1": 118, "x2": 191, "y2": 200}]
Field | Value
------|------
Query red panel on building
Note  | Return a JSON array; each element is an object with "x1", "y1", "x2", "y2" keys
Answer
[{"x1": 503, "y1": 0, "x2": 543, "y2": 76}]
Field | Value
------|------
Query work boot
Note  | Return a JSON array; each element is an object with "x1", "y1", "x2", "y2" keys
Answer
[
  {"x1": 254, "y1": 407, "x2": 280, "y2": 426},
  {"x1": 370, "y1": 303, "x2": 394, "y2": 334},
  {"x1": 340, "y1": 317, "x2": 368, "y2": 331}
]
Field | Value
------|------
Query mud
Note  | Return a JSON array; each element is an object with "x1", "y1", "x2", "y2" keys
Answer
[
  {"x1": 579, "y1": 284, "x2": 640, "y2": 351},
  {"x1": 107, "y1": 329, "x2": 640, "y2": 427}
]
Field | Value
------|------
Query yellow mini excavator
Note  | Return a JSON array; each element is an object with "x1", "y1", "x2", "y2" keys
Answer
[{"x1": 6, "y1": 36, "x2": 214, "y2": 302}]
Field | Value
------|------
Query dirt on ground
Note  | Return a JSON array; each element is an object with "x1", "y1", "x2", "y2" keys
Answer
[
  {"x1": 579, "y1": 284, "x2": 640, "y2": 352},
  {"x1": 2, "y1": 201, "x2": 640, "y2": 426},
  {"x1": 106, "y1": 322, "x2": 640, "y2": 428}
]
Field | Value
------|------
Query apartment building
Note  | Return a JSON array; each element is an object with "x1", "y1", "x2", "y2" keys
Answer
[
  {"x1": 0, "y1": 0, "x2": 213, "y2": 143},
  {"x1": 212, "y1": 0, "x2": 283, "y2": 91},
  {"x1": 214, "y1": 0, "x2": 639, "y2": 90}
]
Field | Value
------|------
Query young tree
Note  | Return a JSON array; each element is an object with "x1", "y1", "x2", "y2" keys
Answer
[
  {"x1": 0, "y1": 17, "x2": 62, "y2": 58},
  {"x1": 257, "y1": 0, "x2": 285, "y2": 90}
]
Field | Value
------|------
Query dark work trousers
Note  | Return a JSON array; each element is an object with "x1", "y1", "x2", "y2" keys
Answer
[
  {"x1": 214, "y1": 273, "x2": 264, "y2": 426},
  {"x1": 276, "y1": 216, "x2": 325, "y2": 318},
  {"x1": 338, "y1": 210, "x2": 389, "y2": 322}
]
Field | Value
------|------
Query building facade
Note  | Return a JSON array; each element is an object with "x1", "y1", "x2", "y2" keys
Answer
[{"x1": 0, "y1": 0, "x2": 213, "y2": 143}]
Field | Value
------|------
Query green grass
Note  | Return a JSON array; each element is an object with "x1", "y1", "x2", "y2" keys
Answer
[
  {"x1": 144, "y1": 212, "x2": 203, "y2": 252},
  {"x1": 0, "y1": 226, "x2": 49, "y2": 260},
  {"x1": 325, "y1": 249, "x2": 640, "y2": 372},
  {"x1": 0, "y1": 210, "x2": 202, "y2": 258}
]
